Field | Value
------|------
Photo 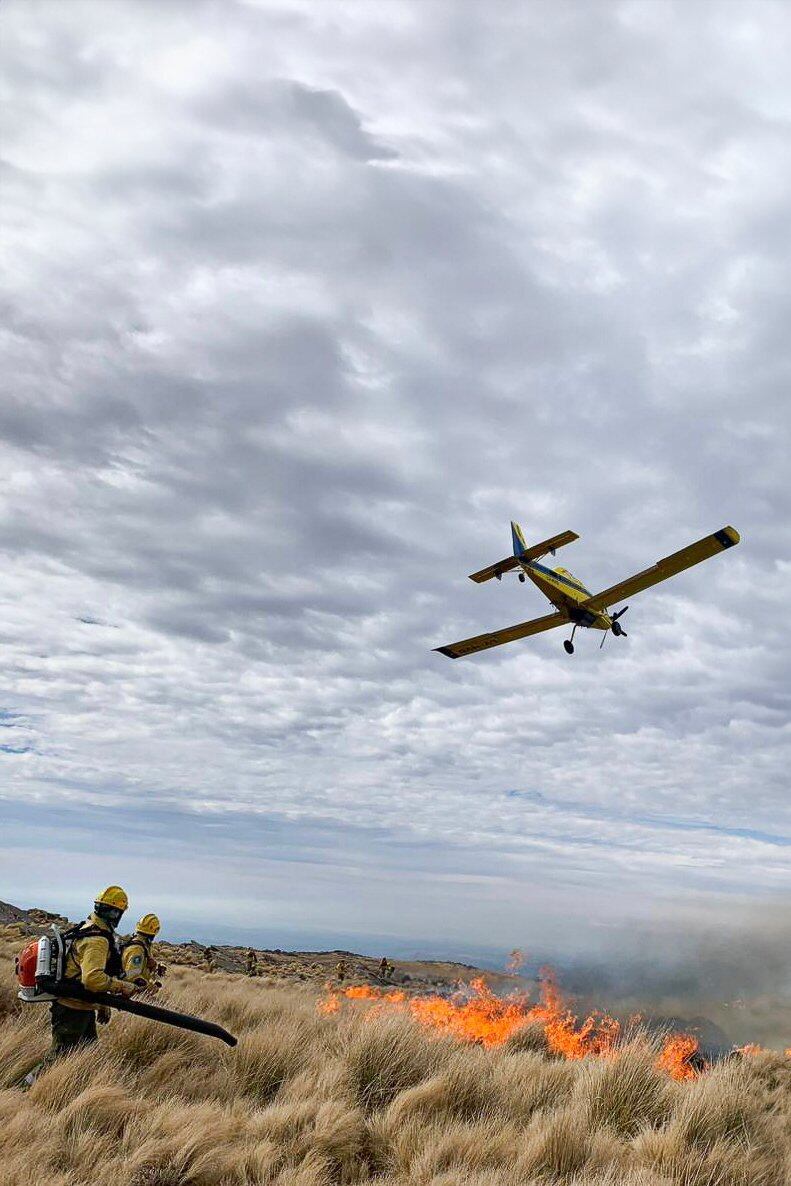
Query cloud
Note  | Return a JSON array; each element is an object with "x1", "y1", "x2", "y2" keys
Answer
[
  {"x1": 200, "y1": 77, "x2": 399, "y2": 162},
  {"x1": 0, "y1": 0, "x2": 789, "y2": 958}
]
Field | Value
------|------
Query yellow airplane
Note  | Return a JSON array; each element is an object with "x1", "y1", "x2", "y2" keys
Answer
[{"x1": 435, "y1": 522, "x2": 740, "y2": 658}]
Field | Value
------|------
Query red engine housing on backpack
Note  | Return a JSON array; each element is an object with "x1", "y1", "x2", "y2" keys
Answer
[
  {"x1": 15, "y1": 939, "x2": 40, "y2": 989},
  {"x1": 15, "y1": 933, "x2": 61, "y2": 1002}
]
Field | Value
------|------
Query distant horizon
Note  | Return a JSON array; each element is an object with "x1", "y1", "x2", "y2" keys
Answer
[{"x1": 2, "y1": 889, "x2": 520, "y2": 969}]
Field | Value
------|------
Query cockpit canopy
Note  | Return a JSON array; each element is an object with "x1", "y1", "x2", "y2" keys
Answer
[{"x1": 555, "y1": 567, "x2": 589, "y2": 592}]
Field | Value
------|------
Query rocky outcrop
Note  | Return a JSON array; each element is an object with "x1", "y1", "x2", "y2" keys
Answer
[{"x1": 0, "y1": 900, "x2": 68, "y2": 931}]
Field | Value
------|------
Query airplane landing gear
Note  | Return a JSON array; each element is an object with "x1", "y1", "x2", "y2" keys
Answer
[{"x1": 563, "y1": 624, "x2": 578, "y2": 654}]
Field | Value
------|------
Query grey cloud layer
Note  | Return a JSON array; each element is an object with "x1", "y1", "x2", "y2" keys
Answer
[{"x1": 1, "y1": 0, "x2": 789, "y2": 953}]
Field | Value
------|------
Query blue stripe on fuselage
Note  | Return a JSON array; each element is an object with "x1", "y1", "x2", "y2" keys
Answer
[{"x1": 527, "y1": 561, "x2": 590, "y2": 596}]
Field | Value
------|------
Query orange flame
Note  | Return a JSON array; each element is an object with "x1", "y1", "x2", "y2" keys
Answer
[
  {"x1": 407, "y1": 977, "x2": 532, "y2": 1048},
  {"x1": 316, "y1": 980, "x2": 343, "y2": 1014},
  {"x1": 317, "y1": 971, "x2": 707, "y2": 1080},
  {"x1": 343, "y1": 984, "x2": 407, "y2": 1003},
  {"x1": 654, "y1": 1034, "x2": 702, "y2": 1081},
  {"x1": 317, "y1": 996, "x2": 340, "y2": 1015},
  {"x1": 528, "y1": 968, "x2": 621, "y2": 1060}
]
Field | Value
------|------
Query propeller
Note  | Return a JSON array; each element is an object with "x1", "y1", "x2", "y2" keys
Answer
[
  {"x1": 601, "y1": 606, "x2": 629, "y2": 648},
  {"x1": 611, "y1": 605, "x2": 628, "y2": 637}
]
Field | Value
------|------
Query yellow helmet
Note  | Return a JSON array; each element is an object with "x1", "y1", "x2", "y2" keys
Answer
[
  {"x1": 95, "y1": 886, "x2": 129, "y2": 911},
  {"x1": 136, "y1": 913, "x2": 160, "y2": 937}
]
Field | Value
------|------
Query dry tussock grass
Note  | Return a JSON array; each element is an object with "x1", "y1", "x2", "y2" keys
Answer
[{"x1": 0, "y1": 929, "x2": 788, "y2": 1185}]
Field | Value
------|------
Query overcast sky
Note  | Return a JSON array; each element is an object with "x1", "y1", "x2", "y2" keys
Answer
[{"x1": 1, "y1": 0, "x2": 789, "y2": 966}]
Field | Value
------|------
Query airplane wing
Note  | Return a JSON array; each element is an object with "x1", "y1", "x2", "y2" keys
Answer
[
  {"x1": 580, "y1": 526, "x2": 740, "y2": 612},
  {"x1": 435, "y1": 610, "x2": 569, "y2": 658},
  {"x1": 469, "y1": 530, "x2": 579, "y2": 583}
]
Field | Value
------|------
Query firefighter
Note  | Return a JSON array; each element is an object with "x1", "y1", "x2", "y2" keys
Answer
[
  {"x1": 122, "y1": 914, "x2": 163, "y2": 994},
  {"x1": 244, "y1": 948, "x2": 258, "y2": 977},
  {"x1": 22, "y1": 886, "x2": 136, "y2": 1087},
  {"x1": 378, "y1": 956, "x2": 389, "y2": 981},
  {"x1": 204, "y1": 945, "x2": 217, "y2": 973},
  {"x1": 335, "y1": 958, "x2": 347, "y2": 983}
]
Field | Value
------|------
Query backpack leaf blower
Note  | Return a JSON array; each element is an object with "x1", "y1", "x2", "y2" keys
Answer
[{"x1": 16, "y1": 931, "x2": 237, "y2": 1047}]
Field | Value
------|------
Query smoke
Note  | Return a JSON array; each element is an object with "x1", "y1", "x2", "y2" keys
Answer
[
  {"x1": 560, "y1": 904, "x2": 791, "y2": 1003},
  {"x1": 541, "y1": 902, "x2": 791, "y2": 1050},
  {"x1": 505, "y1": 948, "x2": 526, "y2": 974}
]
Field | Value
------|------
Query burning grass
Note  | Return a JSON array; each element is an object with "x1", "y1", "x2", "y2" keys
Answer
[
  {"x1": 319, "y1": 974, "x2": 704, "y2": 1080},
  {"x1": 0, "y1": 927, "x2": 789, "y2": 1184}
]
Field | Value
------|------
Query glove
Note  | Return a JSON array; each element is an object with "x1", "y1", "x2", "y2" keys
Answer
[
  {"x1": 97, "y1": 1006, "x2": 111, "y2": 1025},
  {"x1": 113, "y1": 979, "x2": 137, "y2": 998},
  {"x1": 156, "y1": 964, "x2": 166, "y2": 977}
]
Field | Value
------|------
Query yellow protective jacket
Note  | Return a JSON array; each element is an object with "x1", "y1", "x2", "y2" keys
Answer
[
  {"x1": 122, "y1": 936, "x2": 157, "y2": 986},
  {"x1": 58, "y1": 913, "x2": 129, "y2": 1012}
]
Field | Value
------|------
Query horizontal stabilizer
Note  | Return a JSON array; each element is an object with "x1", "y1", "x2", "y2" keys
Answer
[
  {"x1": 468, "y1": 555, "x2": 519, "y2": 584},
  {"x1": 469, "y1": 527, "x2": 579, "y2": 583},
  {"x1": 581, "y1": 526, "x2": 740, "y2": 612},
  {"x1": 435, "y1": 610, "x2": 568, "y2": 658},
  {"x1": 515, "y1": 528, "x2": 579, "y2": 562}
]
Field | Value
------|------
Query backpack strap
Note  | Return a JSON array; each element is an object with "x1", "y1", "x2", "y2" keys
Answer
[
  {"x1": 62, "y1": 921, "x2": 121, "y2": 978},
  {"x1": 73, "y1": 926, "x2": 112, "y2": 942},
  {"x1": 61, "y1": 920, "x2": 88, "y2": 941}
]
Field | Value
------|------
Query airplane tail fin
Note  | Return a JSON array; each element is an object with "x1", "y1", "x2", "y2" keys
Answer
[{"x1": 511, "y1": 521, "x2": 529, "y2": 557}]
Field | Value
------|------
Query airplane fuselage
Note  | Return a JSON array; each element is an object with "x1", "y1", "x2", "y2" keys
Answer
[{"x1": 521, "y1": 560, "x2": 612, "y2": 630}]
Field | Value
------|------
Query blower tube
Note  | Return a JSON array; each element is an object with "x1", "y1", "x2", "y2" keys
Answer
[{"x1": 40, "y1": 979, "x2": 237, "y2": 1047}]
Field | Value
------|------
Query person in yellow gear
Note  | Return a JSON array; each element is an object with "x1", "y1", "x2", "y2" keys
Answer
[
  {"x1": 122, "y1": 913, "x2": 163, "y2": 994},
  {"x1": 335, "y1": 958, "x2": 347, "y2": 983},
  {"x1": 244, "y1": 948, "x2": 258, "y2": 977},
  {"x1": 23, "y1": 886, "x2": 136, "y2": 1087}
]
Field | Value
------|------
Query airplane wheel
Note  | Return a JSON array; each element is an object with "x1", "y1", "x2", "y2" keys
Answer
[
  {"x1": 518, "y1": 573, "x2": 525, "y2": 583},
  {"x1": 563, "y1": 640, "x2": 574, "y2": 655}
]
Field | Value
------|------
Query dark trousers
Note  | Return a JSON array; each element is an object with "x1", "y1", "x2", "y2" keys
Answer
[
  {"x1": 22, "y1": 1002, "x2": 98, "y2": 1087},
  {"x1": 50, "y1": 1001, "x2": 98, "y2": 1055}
]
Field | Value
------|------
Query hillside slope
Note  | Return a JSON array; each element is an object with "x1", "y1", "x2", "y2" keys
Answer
[
  {"x1": 2, "y1": 923, "x2": 790, "y2": 1185},
  {"x1": 0, "y1": 900, "x2": 519, "y2": 995}
]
